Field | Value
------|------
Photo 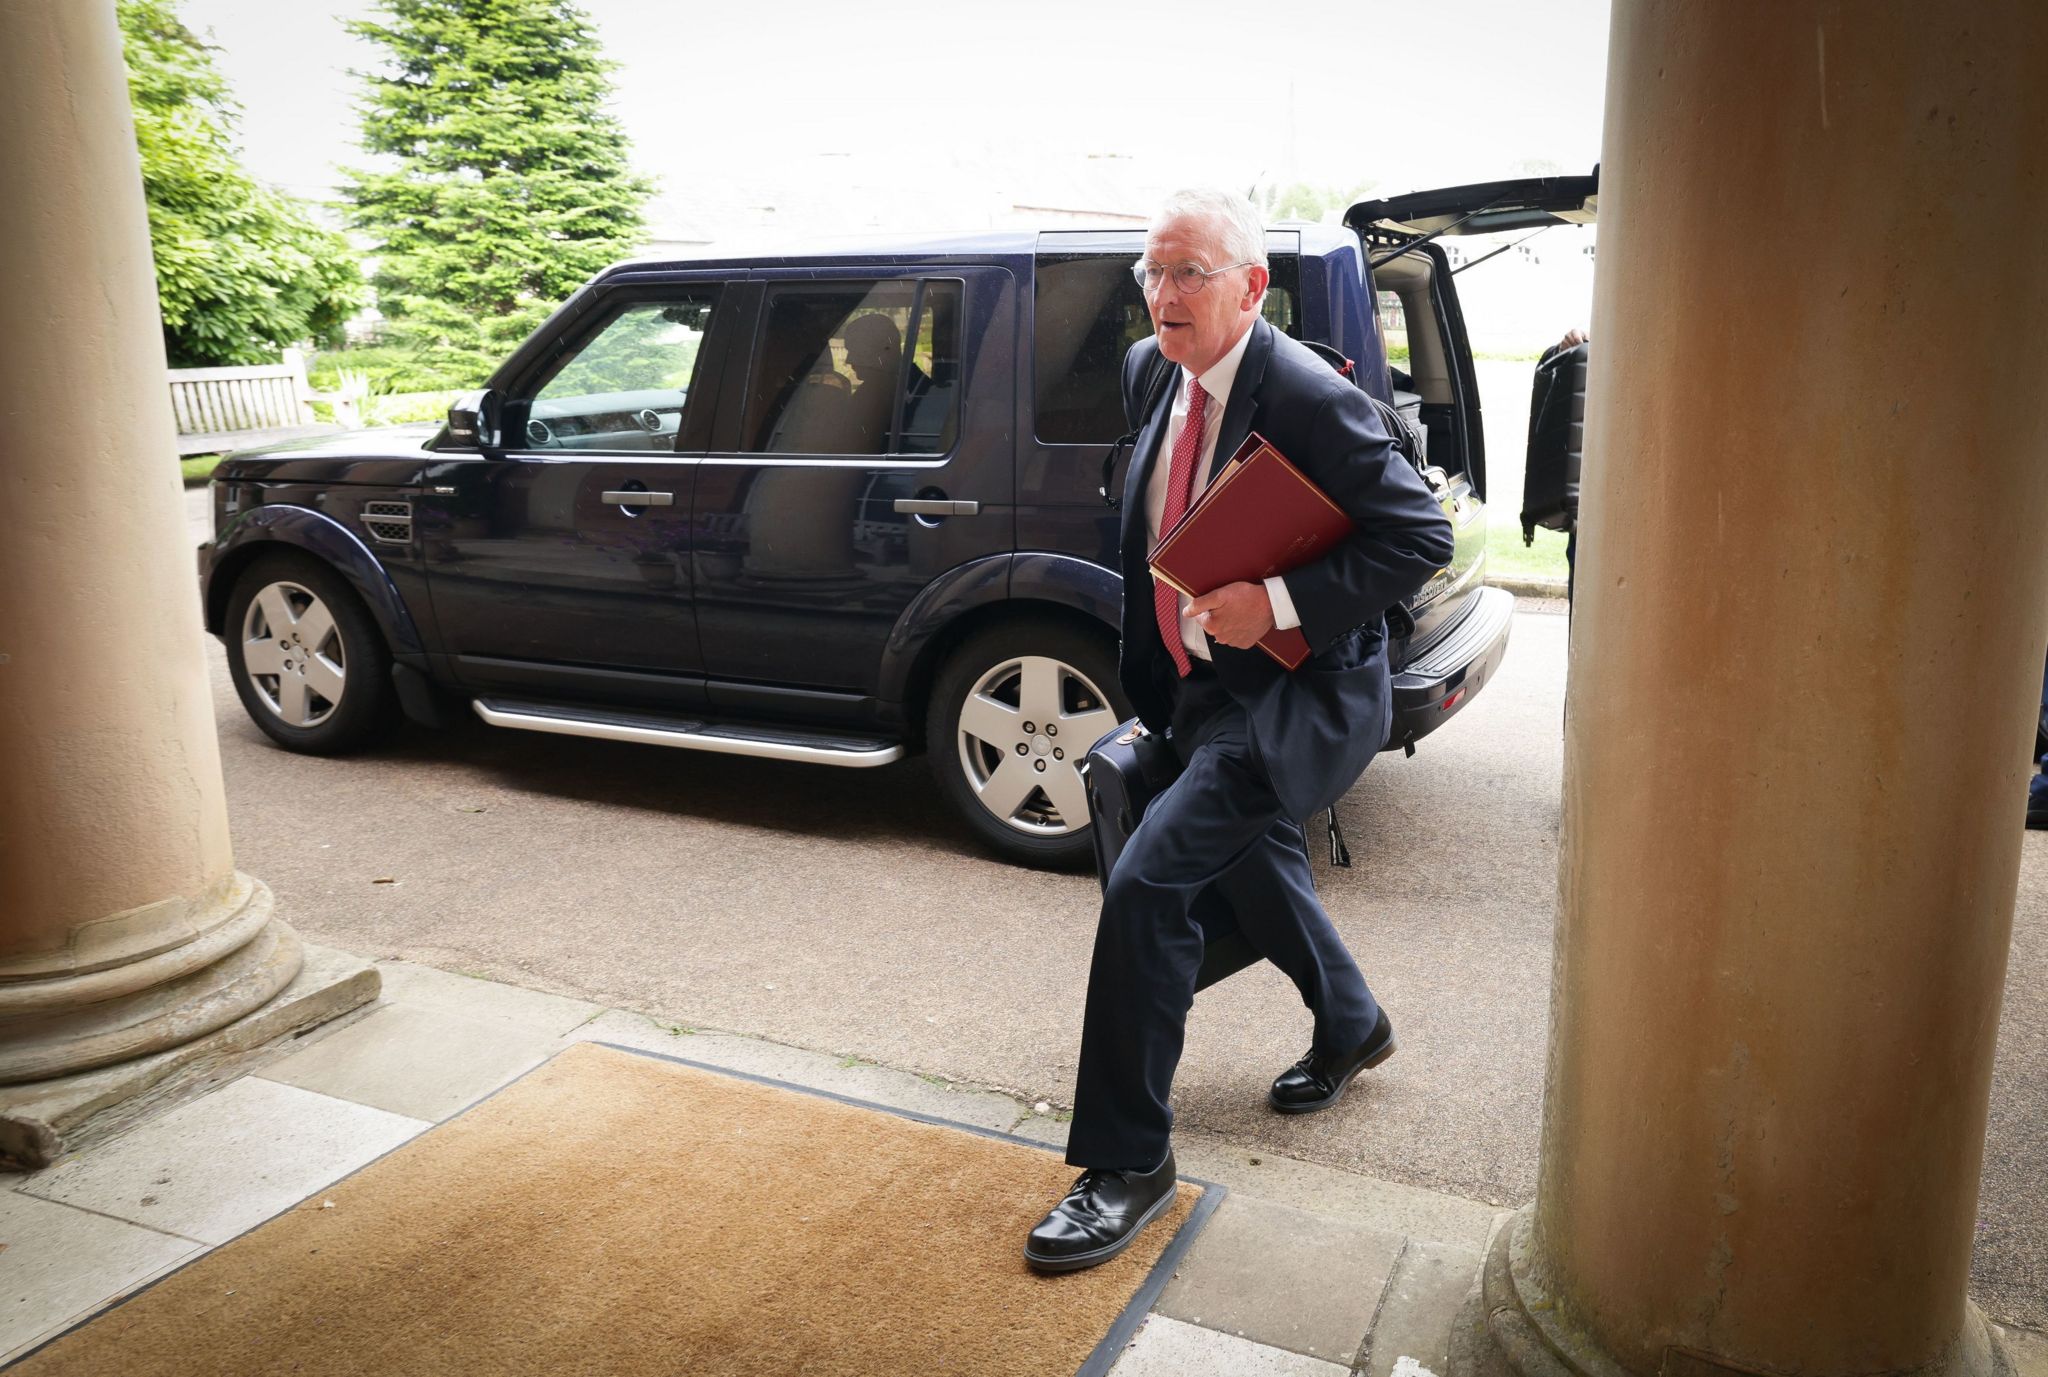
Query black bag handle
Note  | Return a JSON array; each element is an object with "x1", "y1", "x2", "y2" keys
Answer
[{"x1": 1300, "y1": 339, "x2": 1356, "y2": 380}]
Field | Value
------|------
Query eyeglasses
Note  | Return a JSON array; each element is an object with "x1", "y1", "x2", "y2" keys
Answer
[{"x1": 1131, "y1": 259, "x2": 1257, "y2": 295}]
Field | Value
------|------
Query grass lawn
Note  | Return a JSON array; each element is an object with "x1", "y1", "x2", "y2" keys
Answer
[
  {"x1": 1485, "y1": 518, "x2": 1571, "y2": 585},
  {"x1": 180, "y1": 455, "x2": 219, "y2": 484}
]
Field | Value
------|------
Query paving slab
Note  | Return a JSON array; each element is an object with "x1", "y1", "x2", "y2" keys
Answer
[
  {"x1": 560, "y1": 1009, "x2": 1028, "y2": 1133},
  {"x1": 0, "y1": 1190, "x2": 200, "y2": 1362},
  {"x1": 1171, "y1": 1130, "x2": 1502, "y2": 1253},
  {"x1": 0, "y1": 942, "x2": 378, "y2": 1170},
  {"x1": 2000, "y1": 1325, "x2": 2048, "y2": 1377},
  {"x1": 1009, "y1": 1111, "x2": 1070, "y2": 1149},
  {"x1": 1157, "y1": 1194, "x2": 1402, "y2": 1366},
  {"x1": 373, "y1": 959, "x2": 605, "y2": 1037},
  {"x1": 1005, "y1": 1114, "x2": 1499, "y2": 1255},
  {"x1": 259, "y1": 1001, "x2": 560, "y2": 1122},
  {"x1": 1362, "y1": 1239, "x2": 1486, "y2": 1377},
  {"x1": 14, "y1": 1077, "x2": 425, "y2": 1246},
  {"x1": 1109, "y1": 1315, "x2": 1351, "y2": 1376}
]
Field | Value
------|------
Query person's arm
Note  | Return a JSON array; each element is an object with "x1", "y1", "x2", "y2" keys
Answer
[{"x1": 1271, "y1": 383, "x2": 1455, "y2": 654}]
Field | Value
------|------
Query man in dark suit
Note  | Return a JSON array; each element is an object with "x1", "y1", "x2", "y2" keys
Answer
[{"x1": 1024, "y1": 190, "x2": 1456, "y2": 1273}]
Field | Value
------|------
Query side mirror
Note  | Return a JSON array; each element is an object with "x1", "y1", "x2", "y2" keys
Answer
[{"x1": 447, "y1": 389, "x2": 502, "y2": 449}]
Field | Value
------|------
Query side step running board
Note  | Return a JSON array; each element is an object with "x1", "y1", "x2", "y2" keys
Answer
[{"x1": 471, "y1": 697, "x2": 906, "y2": 768}]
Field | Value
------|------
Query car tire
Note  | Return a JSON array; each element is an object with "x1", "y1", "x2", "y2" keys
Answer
[
  {"x1": 927, "y1": 619, "x2": 1130, "y2": 870},
  {"x1": 224, "y1": 552, "x2": 398, "y2": 755}
]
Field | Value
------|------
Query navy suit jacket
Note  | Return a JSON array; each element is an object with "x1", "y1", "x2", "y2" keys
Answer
[{"x1": 1117, "y1": 317, "x2": 1456, "y2": 823}]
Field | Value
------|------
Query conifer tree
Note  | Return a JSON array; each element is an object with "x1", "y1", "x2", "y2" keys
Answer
[
  {"x1": 120, "y1": 0, "x2": 364, "y2": 367},
  {"x1": 342, "y1": 0, "x2": 654, "y2": 380}
]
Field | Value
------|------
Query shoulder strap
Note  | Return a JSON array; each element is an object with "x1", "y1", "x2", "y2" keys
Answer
[
  {"x1": 1100, "y1": 352, "x2": 1178, "y2": 509},
  {"x1": 1297, "y1": 339, "x2": 1425, "y2": 463},
  {"x1": 1366, "y1": 393, "x2": 1426, "y2": 465}
]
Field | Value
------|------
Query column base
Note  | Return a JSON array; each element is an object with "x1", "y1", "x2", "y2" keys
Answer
[
  {"x1": 0, "y1": 942, "x2": 378, "y2": 1170},
  {"x1": 1453, "y1": 1206, "x2": 2013, "y2": 1377},
  {"x1": 0, "y1": 874, "x2": 306, "y2": 1083}
]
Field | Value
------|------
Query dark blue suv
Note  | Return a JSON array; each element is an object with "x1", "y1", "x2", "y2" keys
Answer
[{"x1": 199, "y1": 181, "x2": 1582, "y2": 867}]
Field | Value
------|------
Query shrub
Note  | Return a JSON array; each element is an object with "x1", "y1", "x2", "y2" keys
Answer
[
  {"x1": 121, "y1": 0, "x2": 364, "y2": 366},
  {"x1": 306, "y1": 346, "x2": 483, "y2": 395}
]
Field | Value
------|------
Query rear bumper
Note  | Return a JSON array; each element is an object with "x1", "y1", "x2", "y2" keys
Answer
[{"x1": 1385, "y1": 585, "x2": 1514, "y2": 750}]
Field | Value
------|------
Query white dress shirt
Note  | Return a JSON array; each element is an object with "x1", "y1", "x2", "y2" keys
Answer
[{"x1": 1143, "y1": 324, "x2": 1303, "y2": 663}]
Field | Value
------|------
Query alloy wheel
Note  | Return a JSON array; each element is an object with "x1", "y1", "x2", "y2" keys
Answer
[
  {"x1": 240, "y1": 580, "x2": 346, "y2": 728},
  {"x1": 954, "y1": 654, "x2": 1121, "y2": 836}
]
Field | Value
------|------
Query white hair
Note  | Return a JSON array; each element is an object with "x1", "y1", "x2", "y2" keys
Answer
[{"x1": 1148, "y1": 188, "x2": 1268, "y2": 270}]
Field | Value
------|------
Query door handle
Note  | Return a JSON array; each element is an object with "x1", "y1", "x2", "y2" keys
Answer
[
  {"x1": 602, "y1": 490, "x2": 674, "y2": 506},
  {"x1": 893, "y1": 499, "x2": 979, "y2": 516}
]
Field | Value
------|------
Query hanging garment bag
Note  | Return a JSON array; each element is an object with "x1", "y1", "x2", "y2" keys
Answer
[{"x1": 1521, "y1": 339, "x2": 1589, "y2": 542}]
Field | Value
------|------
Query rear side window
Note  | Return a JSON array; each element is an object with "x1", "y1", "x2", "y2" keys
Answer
[
  {"x1": 1376, "y1": 289, "x2": 1409, "y2": 365},
  {"x1": 742, "y1": 280, "x2": 961, "y2": 456},
  {"x1": 1032, "y1": 253, "x2": 1299, "y2": 445}
]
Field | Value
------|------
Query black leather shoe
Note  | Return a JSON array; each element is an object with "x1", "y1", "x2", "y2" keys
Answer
[
  {"x1": 1268, "y1": 1008, "x2": 1396, "y2": 1114},
  {"x1": 1023, "y1": 1150, "x2": 1177, "y2": 1273}
]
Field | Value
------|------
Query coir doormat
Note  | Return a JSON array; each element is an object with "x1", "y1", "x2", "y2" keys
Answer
[{"x1": 10, "y1": 1040, "x2": 1218, "y2": 1376}]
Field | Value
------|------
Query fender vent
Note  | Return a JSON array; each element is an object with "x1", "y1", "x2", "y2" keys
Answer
[{"x1": 362, "y1": 500, "x2": 413, "y2": 546}]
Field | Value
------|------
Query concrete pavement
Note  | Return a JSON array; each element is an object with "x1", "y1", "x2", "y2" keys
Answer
[
  {"x1": 8, "y1": 955, "x2": 2045, "y2": 1372},
  {"x1": 1, "y1": 957, "x2": 1496, "y2": 1372}
]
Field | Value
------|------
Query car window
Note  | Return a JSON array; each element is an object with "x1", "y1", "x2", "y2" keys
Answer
[
  {"x1": 525, "y1": 295, "x2": 717, "y2": 452},
  {"x1": 742, "y1": 280, "x2": 962, "y2": 456},
  {"x1": 1376, "y1": 289, "x2": 1410, "y2": 369},
  {"x1": 1032, "y1": 253, "x2": 1300, "y2": 446}
]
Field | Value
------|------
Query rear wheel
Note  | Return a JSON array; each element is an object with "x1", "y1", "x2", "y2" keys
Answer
[
  {"x1": 225, "y1": 553, "x2": 397, "y2": 754},
  {"x1": 926, "y1": 620, "x2": 1128, "y2": 870}
]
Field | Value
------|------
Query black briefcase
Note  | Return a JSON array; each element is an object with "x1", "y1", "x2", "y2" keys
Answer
[{"x1": 1082, "y1": 718, "x2": 1262, "y2": 992}]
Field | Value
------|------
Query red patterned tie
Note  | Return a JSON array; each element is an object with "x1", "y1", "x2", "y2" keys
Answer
[{"x1": 1153, "y1": 380, "x2": 1209, "y2": 677}]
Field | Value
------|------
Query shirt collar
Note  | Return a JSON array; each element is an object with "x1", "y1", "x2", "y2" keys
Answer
[{"x1": 1183, "y1": 319, "x2": 1256, "y2": 413}]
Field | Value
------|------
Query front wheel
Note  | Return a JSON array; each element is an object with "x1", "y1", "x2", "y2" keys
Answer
[
  {"x1": 224, "y1": 552, "x2": 397, "y2": 754},
  {"x1": 926, "y1": 620, "x2": 1129, "y2": 870}
]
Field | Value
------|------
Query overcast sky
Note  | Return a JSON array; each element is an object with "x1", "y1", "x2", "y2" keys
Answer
[{"x1": 178, "y1": 0, "x2": 1610, "y2": 235}]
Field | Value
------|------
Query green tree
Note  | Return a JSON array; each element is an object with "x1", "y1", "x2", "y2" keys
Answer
[
  {"x1": 342, "y1": 0, "x2": 655, "y2": 384},
  {"x1": 1257, "y1": 179, "x2": 1381, "y2": 225},
  {"x1": 120, "y1": 0, "x2": 364, "y2": 367}
]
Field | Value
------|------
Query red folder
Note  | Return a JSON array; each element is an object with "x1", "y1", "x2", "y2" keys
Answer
[{"x1": 1148, "y1": 432, "x2": 1352, "y2": 670}]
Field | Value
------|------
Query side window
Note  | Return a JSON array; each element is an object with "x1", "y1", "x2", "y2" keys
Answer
[
  {"x1": 525, "y1": 295, "x2": 715, "y2": 451},
  {"x1": 1032, "y1": 253, "x2": 1300, "y2": 445},
  {"x1": 1376, "y1": 290, "x2": 1410, "y2": 371},
  {"x1": 1032, "y1": 255, "x2": 1152, "y2": 446},
  {"x1": 1260, "y1": 255, "x2": 1299, "y2": 340},
  {"x1": 741, "y1": 280, "x2": 962, "y2": 456},
  {"x1": 1259, "y1": 281, "x2": 1297, "y2": 335}
]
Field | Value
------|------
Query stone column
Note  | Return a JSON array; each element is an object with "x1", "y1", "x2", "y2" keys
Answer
[
  {"x1": 0, "y1": 0, "x2": 358, "y2": 1163},
  {"x1": 1476, "y1": 4, "x2": 2048, "y2": 1375}
]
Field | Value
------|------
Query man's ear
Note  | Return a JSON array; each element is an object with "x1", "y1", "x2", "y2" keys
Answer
[{"x1": 1242, "y1": 264, "x2": 1271, "y2": 312}]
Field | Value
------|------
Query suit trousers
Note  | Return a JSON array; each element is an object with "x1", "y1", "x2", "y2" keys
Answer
[{"x1": 1064, "y1": 660, "x2": 1381, "y2": 1170}]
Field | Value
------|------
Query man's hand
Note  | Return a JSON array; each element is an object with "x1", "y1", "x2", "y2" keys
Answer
[{"x1": 1187, "y1": 581, "x2": 1276, "y2": 649}]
